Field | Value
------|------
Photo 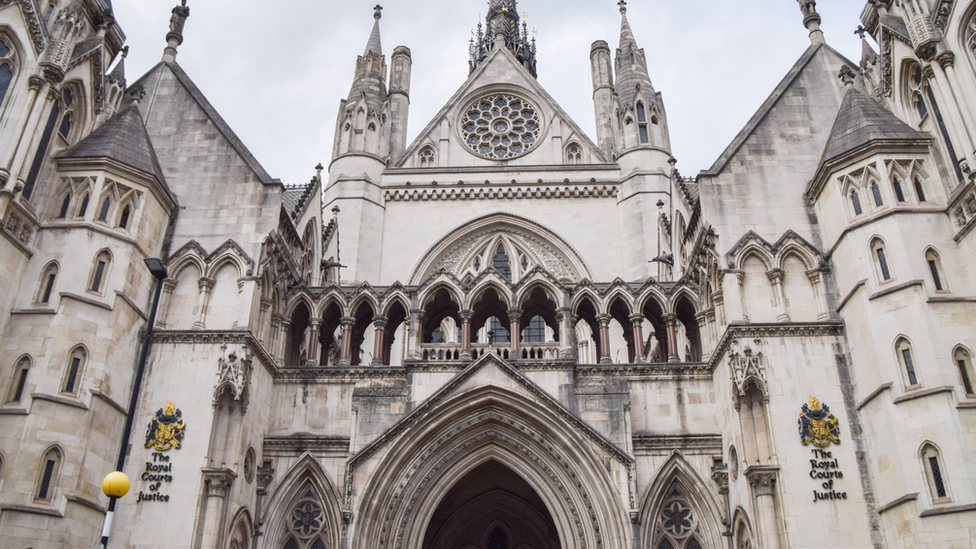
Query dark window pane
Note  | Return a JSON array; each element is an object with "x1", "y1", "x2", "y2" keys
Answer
[
  {"x1": 98, "y1": 198, "x2": 111, "y2": 221},
  {"x1": 929, "y1": 456, "x2": 946, "y2": 498},
  {"x1": 119, "y1": 206, "x2": 130, "y2": 228},
  {"x1": 12, "y1": 367, "x2": 28, "y2": 402},
  {"x1": 637, "y1": 103, "x2": 646, "y2": 123},
  {"x1": 58, "y1": 194, "x2": 70, "y2": 218},
  {"x1": 489, "y1": 316, "x2": 510, "y2": 343},
  {"x1": 63, "y1": 88, "x2": 73, "y2": 107},
  {"x1": 41, "y1": 273, "x2": 56, "y2": 303},
  {"x1": 78, "y1": 194, "x2": 89, "y2": 216},
  {"x1": 639, "y1": 124, "x2": 649, "y2": 144},
  {"x1": 524, "y1": 315, "x2": 546, "y2": 343},
  {"x1": 927, "y1": 86, "x2": 964, "y2": 182},
  {"x1": 38, "y1": 458, "x2": 56, "y2": 500},
  {"x1": 0, "y1": 39, "x2": 9, "y2": 57},
  {"x1": 0, "y1": 63, "x2": 13, "y2": 106},
  {"x1": 877, "y1": 248, "x2": 891, "y2": 280},
  {"x1": 959, "y1": 359, "x2": 974, "y2": 395},
  {"x1": 492, "y1": 244, "x2": 511, "y2": 281},
  {"x1": 310, "y1": 541, "x2": 326, "y2": 549},
  {"x1": 58, "y1": 113, "x2": 72, "y2": 140},
  {"x1": 914, "y1": 178, "x2": 926, "y2": 202},
  {"x1": 928, "y1": 260, "x2": 943, "y2": 291},
  {"x1": 23, "y1": 102, "x2": 61, "y2": 200},
  {"x1": 431, "y1": 327, "x2": 445, "y2": 344},
  {"x1": 283, "y1": 539, "x2": 299, "y2": 549},
  {"x1": 915, "y1": 93, "x2": 928, "y2": 120},
  {"x1": 487, "y1": 526, "x2": 508, "y2": 549},
  {"x1": 872, "y1": 184, "x2": 883, "y2": 206},
  {"x1": 658, "y1": 541, "x2": 674, "y2": 549},
  {"x1": 893, "y1": 178, "x2": 905, "y2": 202},
  {"x1": 902, "y1": 348, "x2": 918, "y2": 385},
  {"x1": 687, "y1": 539, "x2": 703, "y2": 549},
  {"x1": 91, "y1": 261, "x2": 106, "y2": 292},
  {"x1": 852, "y1": 191, "x2": 862, "y2": 215},
  {"x1": 64, "y1": 356, "x2": 81, "y2": 393}
]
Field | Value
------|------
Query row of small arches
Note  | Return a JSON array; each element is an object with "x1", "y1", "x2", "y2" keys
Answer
[
  {"x1": 848, "y1": 175, "x2": 928, "y2": 218},
  {"x1": 417, "y1": 142, "x2": 587, "y2": 168}
]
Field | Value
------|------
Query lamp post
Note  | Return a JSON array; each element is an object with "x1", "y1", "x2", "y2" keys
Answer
[{"x1": 99, "y1": 258, "x2": 168, "y2": 549}]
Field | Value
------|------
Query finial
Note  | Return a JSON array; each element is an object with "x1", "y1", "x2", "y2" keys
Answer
[
  {"x1": 121, "y1": 45, "x2": 129, "y2": 59},
  {"x1": 373, "y1": 4, "x2": 383, "y2": 20},
  {"x1": 618, "y1": 0, "x2": 627, "y2": 15},
  {"x1": 128, "y1": 84, "x2": 146, "y2": 105},
  {"x1": 855, "y1": 25, "x2": 867, "y2": 40},
  {"x1": 796, "y1": 0, "x2": 824, "y2": 45},
  {"x1": 839, "y1": 66, "x2": 856, "y2": 87},
  {"x1": 162, "y1": 0, "x2": 191, "y2": 62}
]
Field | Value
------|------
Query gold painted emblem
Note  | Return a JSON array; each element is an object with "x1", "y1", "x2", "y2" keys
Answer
[
  {"x1": 798, "y1": 396, "x2": 840, "y2": 448},
  {"x1": 145, "y1": 401, "x2": 186, "y2": 451}
]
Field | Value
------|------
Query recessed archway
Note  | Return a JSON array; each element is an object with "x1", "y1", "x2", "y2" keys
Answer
[{"x1": 422, "y1": 460, "x2": 560, "y2": 549}]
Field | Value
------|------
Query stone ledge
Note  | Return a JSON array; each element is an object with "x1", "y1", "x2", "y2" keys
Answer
[
  {"x1": 60, "y1": 292, "x2": 113, "y2": 311},
  {"x1": 67, "y1": 494, "x2": 106, "y2": 513},
  {"x1": 30, "y1": 392, "x2": 89, "y2": 410},
  {"x1": 956, "y1": 400, "x2": 976, "y2": 409},
  {"x1": 919, "y1": 502, "x2": 976, "y2": 517},
  {"x1": 927, "y1": 295, "x2": 976, "y2": 303},
  {"x1": 857, "y1": 382, "x2": 893, "y2": 410},
  {"x1": 632, "y1": 434, "x2": 723, "y2": 455},
  {"x1": 263, "y1": 435, "x2": 351, "y2": 457},
  {"x1": 0, "y1": 503, "x2": 64, "y2": 517},
  {"x1": 0, "y1": 406, "x2": 29, "y2": 415},
  {"x1": 868, "y1": 280, "x2": 923, "y2": 301},
  {"x1": 115, "y1": 290, "x2": 147, "y2": 320},
  {"x1": 91, "y1": 389, "x2": 128, "y2": 415},
  {"x1": 892, "y1": 386, "x2": 954, "y2": 404},
  {"x1": 877, "y1": 492, "x2": 917, "y2": 514},
  {"x1": 837, "y1": 279, "x2": 867, "y2": 312},
  {"x1": 10, "y1": 307, "x2": 56, "y2": 315}
]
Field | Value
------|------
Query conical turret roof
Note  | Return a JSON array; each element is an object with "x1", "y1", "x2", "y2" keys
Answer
[
  {"x1": 364, "y1": 7, "x2": 383, "y2": 56},
  {"x1": 819, "y1": 87, "x2": 929, "y2": 166}
]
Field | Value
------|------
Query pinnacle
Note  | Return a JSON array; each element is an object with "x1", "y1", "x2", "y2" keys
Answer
[{"x1": 365, "y1": 6, "x2": 383, "y2": 56}]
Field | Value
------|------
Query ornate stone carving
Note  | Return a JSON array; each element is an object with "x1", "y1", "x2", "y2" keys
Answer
[
  {"x1": 459, "y1": 92, "x2": 543, "y2": 159},
  {"x1": 933, "y1": 0, "x2": 955, "y2": 31},
  {"x1": 256, "y1": 462, "x2": 275, "y2": 494},
  {"x1": 203, "y1": 469, "x2": 235, "y2": 497},
  {"x1": 215, "y1": 345, "x2": 253, "y2": 411},
  {"x1": 728, "y1": 341, "x2": 767, "y2": 408},
  {"x1": 746, "y1": 469, "x2": 777, "y2": 497},
  {"x1": 384, "y1": 184, "x2": 619, "y2": 203}
]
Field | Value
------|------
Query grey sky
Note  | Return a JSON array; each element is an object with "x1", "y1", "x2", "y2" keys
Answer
[{"x1": 111, "y1": 0, "x2": 868, "y2": 185}]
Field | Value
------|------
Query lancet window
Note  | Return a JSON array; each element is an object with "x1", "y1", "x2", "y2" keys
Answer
[
  {"x1": 955, "y1": 347, "x2": 975, "y2": 396},
  {"x1": 0, "y1": 37, "x2": 17, "y2": 112},
  {"x1": 892, "y1": 177, "x2": 905, "y2": 202},
  {"x1": 637, "y1": 102, "x2": 649, "y2": 144},
  {"x1": 35, "y1": 447, "x2": 62, "y2": 503},
  {"x1": 925, "y1": 248, "x2": 947, "y2": 292},
  {"x1": 24, "y1": 86, "x2": 82, "y2": 200},
  {"x1": 896, "y1": 338, "x2": 918, "y2": 387},
  {"x1": 850, "y1": 190, "x2": 863, "y2": 216},
  {"x1": 921, "y1": 444, "x2": 949, "y2": 503},
  {"x1": 35, "y1": 262, "x2": 58, "y2": 305},
  {"x1": 4, "y1": 356, "x2": 30, "y2": 404},
  {"x1": 654, "y1": 488, "x2": 707, "y2": 549}
]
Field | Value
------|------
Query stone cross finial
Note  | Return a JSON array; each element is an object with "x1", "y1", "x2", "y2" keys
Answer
[
  {"x1": 618, "y1": 0, "x2": 627, "y2": 15},
  {"x1": 374, "y1": 4, "x2": 383, "y2": 20},
  {"x1": 855, "y1": 25, "x2": 867, "y2": 40},
  {"x1": 839, "y1": 65, "x2": 856, "y2": 86}
]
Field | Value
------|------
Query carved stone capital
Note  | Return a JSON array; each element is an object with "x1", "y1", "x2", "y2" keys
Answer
[
  {"x1": 459, "y1": 309, "x2": 473, "y2": 323},
  {"x1": 372, "y1": 316, "x2": 388, "y2": 330},
  {"x1": 340, "y1": 317, "x2": 356, "y2": 330},
  {"x1": 198, "y1": 277, "x2": 216, "y2": 291},
  {"x1": 596, "y1": 314, "x2": 612, "y2": 328},
  {"x1": 308, "y1": 317, "x2": 324, "y2": 329},
  {"x1": 746, "y1": 467, "x2": 778, "y2": 497},
  {"x1": 28, "y1": 75, "x2": 45, "y2": 92},
  {"x1": 922, "y1": 64, "x2": 936, "y2": 81},
  {"x1": 766, "y1": 269, "x2": 785, "y2": 284},
  {"x1": 628, "y1": 314, "x2": 645, "y2": 327},
  {"x1": 162, "y1": 279, "x2": 178, "y2": 293},
  {"x1": 260, "y1": 298, "x2": 273, "y2": 311},
  {"x1": 507, "y1": 308, "x2": 523, "y2": 323},
  {"x1": 936, "y1": 51, "x2": 955, "y2": 69},
  {"x1": 202, "y1": 469, "x2": 236, "y2": 498},
  {"x1": 256, "y1": 463, "x2": 275, "y2": 494}
]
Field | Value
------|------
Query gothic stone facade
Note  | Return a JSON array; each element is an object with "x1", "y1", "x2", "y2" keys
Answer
[{"x1": 0, "y1": 1, "x2": 975, "y2": 548}]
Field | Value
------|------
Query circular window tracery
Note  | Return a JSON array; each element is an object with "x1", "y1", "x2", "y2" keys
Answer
[{"x1": 459, "y1": 93, "x2": 542, "y2": 160}]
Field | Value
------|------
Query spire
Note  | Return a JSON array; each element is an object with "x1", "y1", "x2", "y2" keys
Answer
[
  {"x1": 796, "y1": 0, "x2": 825, "y2": 45},
  {"x1": 469, "y1": 0, "x2": 537, "y2": 78},
  {"x1": 162, "y1": 0, "x2": 190, "y2": 62},
  {"x1": 365, "y1": 5, "x2": 383, "y2": 56},
  {"x1": 618, "y1": 0, "x2": 637, "y2": 49}
]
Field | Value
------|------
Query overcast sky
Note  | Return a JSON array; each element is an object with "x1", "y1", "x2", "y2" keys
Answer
[{"x1": 110, "y1": 0, "x2": 869, "y2": 185}]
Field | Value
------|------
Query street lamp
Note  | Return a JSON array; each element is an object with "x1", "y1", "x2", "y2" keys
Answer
[{"x1": 99, "y1": 258, "x2": 168, "y2": 549}]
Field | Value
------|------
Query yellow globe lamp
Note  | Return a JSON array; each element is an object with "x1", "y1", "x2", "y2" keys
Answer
[{"x1": 102, "y1": 471, "x2": 131, "y2": 498}]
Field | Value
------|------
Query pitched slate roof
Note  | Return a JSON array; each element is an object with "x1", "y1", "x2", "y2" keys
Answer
[
  {"x1": 57, "y1": 105, "x2": 172, "y2": 198},
  {"x1": 818, "y1": 87, "x2": 929, "y2": 167}
]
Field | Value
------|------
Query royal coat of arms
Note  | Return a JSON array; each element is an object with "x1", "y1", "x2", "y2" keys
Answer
[
  {"x1": 798, "y1": 396, "x2": 840, "y2": 447},
  {"x1": 145, "y1": 401, "x2": 186, "y2": 451}
]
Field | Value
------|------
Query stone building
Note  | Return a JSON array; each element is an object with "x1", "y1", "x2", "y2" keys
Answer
[{"x1": 0, "y1": 0, "x2": 974, "y2": 547}]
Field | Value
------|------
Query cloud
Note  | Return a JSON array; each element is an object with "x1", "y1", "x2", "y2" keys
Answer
[{"x1": 113, "y1": 0, "x2": 866, "y2": 184}]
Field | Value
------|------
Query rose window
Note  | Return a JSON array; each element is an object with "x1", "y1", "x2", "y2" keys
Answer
[
  {"x1": 661, "y1": 502, "x2": 694, "y2": 536},
  {"x1": 460, "y1": 93, "x2": 542, "y2": 160},
  {"x1": 291, "y1": 499, "x2": 323, "y2": 538}
]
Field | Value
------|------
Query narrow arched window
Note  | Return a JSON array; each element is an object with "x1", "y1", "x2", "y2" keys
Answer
[
  {"x1": 97, "y1": 197, "x2": 111, "y2": 222},
  {"x1": 925, "y1": 249, "x2": 947, "y2": 292},
  {"x1": 872, "y1": 239, "x2": 891, "y2": 282},
  {"x1": 58, "y1": 88, "x2": 74, "y2": 140},
  {"x1": 896, "y1": 338, "x2": 918, "y2": 386},
  {"x1": 4, "y1": 356, "x2": 31, "y2": 404},
  {"x1": 62, "y1": 347, "x2": 86, "y2": 395},
  {"x1": 850, "y1": 190, "x2": 863, "y2": 215},
  {"x1": 35, "y1": 263, "x2": 58, "y2": 304},
  {"x1": 892, "y1": 177, "x2": 905, "y2": 202},
  {"x1": 0, "y1": 37, "x2": 17, "y2": 112},
  {"x1": 955, "y1": 348, "x2": 975, "y2": 396},
  {"x1": 871, "y1": 182, "x2": 883, "y2": 207},
  {"x1": 118, "y1": 205, "x2": 131, "y2": 229},
  {"x1": 35, "y1": 447, "x2": 62, "y2": 503},
  {"x1": 913, "y1": 177, "x2": 927, "y2": 202},
  {"x1": 57, "y1": 193, "x2": 71, "y2": 218},
  {"x1": 636, "y1": 102, "x2": 649, "y2": 144},
  {"x1": 492, "y1": 243, "x2": 512, "y2": 282},
  {"x1": 910, "y1": 66, "x2": 928, "y2": 120},
  {"x1": 566, "y1": 143, "x2": 582, "y2": 165},
  {"x1": 77, "y1": 193, "x2": 89, "y2": 217},
  {"x1": 912, "y1": 65, "x2": 964, "y2": 182},
  {"x1": 419, "y1": 147, "x2": 435, "y2": 168},
  {"x1": 921, "y1": 444, "x2": 949, "y2": 502},
  {"x1": 89, "y1": 250, "x2": 111, "y2": 293},
  {"x1": 23, "y1": 101, "x2": 60, "y2": 200}
]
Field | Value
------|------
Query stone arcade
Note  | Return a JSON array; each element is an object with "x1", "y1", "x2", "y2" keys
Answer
[{"x1": 0, "y1": 0, "x2": 975, "y2": 548}]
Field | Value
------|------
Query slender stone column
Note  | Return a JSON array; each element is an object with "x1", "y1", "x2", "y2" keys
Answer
[
  {"x1": 629, "y1": 314, "x2": 645, "y2": 363},
  {"x1": 193, "y1": 277, "x2": 215, "y2": 330},
  {"x1": 372, "y1": 316, "x2": 388, "y2": 365},
  {"x1": 722, "y1": 271, "x2": 746, "y2": 322},
  {"x1": 807, "y1": 270, "x2": 830, "y2": 321},
  {"x1": 408, "y1": 308, "x2": 423, "y2": 359},
  {"x1": 258, "y1": 298, "x2": 273, "y2": 342},
  {"x1": 269, "y1": 315, "x2": 283, "y2": 363},
  {"x1": 767, "y1": 269, "x2": 790, "y2": 322},
  {"x1": 339, "y1": 317, "x2": 355, "y2": 365},
  {"x1": 747, "y1": 469, "x2": 781, "y2": 549},
  {"x1": 937, "y1": 52, "x2": 976, "y2": 152},
  {"x1": 199, "y1": 470, "x2": 236, "y2": 549},
  {"x1": 4, "y1": 77, "x2": 50, "y2": 192},
  {"x1": 557, "y1": 307, "x2": 573, "y2": 359},
  {"x1": 459, "y1": 310, "x2": 473, "y2": 360},
  {"x1": 925, "y1": 63, "x2": 976, "y2": 174},
  {"x1": 306, "y1": 317, "x2": 322, "y2": 366},
  {"x1": 663, "y1": 314, "x2": 680, "y2": 363},
  {"x1": 276, "y1": 318, "x2": 291, "y2": 366},
  {"x1": 508, "y1": 308, "x2": 522, "y2": 355},
  {"x1": 597, "y1": 314, "x2": 612, "y2": 363},
  {"x1": 712, "y1": 291, "x2": 726, "y2": 329},
  {"x1": 695, "y1": 312, "x2": 710, "y2": 361},
  {"x1": 154, "y1": 279, "x2": 178, "y2": 329}
]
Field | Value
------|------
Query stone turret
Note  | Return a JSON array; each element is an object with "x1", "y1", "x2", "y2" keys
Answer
[
  {"x1": 388, "y1": 46, "x2": 412, "y2": 165},
  {"x1": 469, "y1": 0, "x2": 537, "y2": 77},
  {"x1": 590, "y1": 40, "x2": 615, "y2": 160}
]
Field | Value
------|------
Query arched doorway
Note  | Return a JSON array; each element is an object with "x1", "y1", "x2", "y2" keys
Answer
[{"x1": 422, "y1": 461, "x2": 560, "y2": 549}]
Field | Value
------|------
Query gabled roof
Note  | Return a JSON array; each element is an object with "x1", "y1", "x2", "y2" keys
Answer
[
  {"x1": 396, "y1": 45, "x2": 607, "y2": 167},
  {"x1": 57, "y1": 104, "x2": 172, "y2": 198},
  {"x1": 128, "y1": 61, "x2": 275, "y2": 186},
  {"x1": 818, "y1": 87, "x2": 929, "y2": 167}
]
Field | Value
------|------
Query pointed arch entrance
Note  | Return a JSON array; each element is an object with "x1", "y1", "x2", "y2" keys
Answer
[
  {"x1": 349, "y1": 356, "x2": 632, "y2": 549},
  {"x1": 422, "y1": 460, "x2": 560, "y2": 549}
]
